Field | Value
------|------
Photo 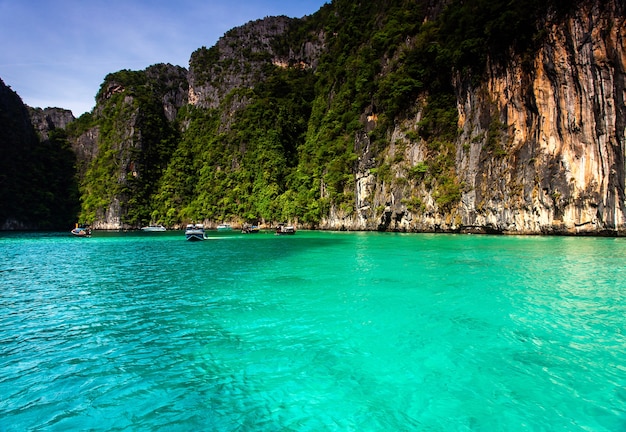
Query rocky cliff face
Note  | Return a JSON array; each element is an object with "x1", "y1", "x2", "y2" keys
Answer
[
  {"x1": 145, "y1": 63, "x2": 190, "y2": 122},
  {"x1": 188, "y1": 16, "x2": 322, "y2": 114},
  {"x1": 28, "y1": 107, "x2": 75, "y2": 141},
  {"x1": 456, "y1": 0, "x2": 626, "y2": 235},
  {"x1": 188, "y1": 17, "x2": 293, "y2": 111},
  {"x1": 322, "y1": 0, "x2": 626, "y2": 235},
  {"x1": 82, "y1": 64, "x2": 188, "y2": 230}
]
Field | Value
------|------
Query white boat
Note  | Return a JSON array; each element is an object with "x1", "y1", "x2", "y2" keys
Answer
[
  {"x1": 275, "y1": 224, "x2": 296, "y2": 235},
  {"x1": 216, "y1": 223, "x2": 232, "y2": 231},
  {"x1": 185, "y1": 224, "x2": 207, "y2": 241},
  {"x1": 141, "y1": 225, "x2": 166, "y2": 232}
]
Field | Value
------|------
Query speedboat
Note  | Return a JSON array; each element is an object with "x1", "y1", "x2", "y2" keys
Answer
[
  {"x1": 185, "y1": 224, "x2": 207, "y2": 241},
  {"x1": 216, "y1": 223, "x2": 232, "y2": 231},
  {"x1": 141, "y1": 224, "x2": 166, "y2": 232}
]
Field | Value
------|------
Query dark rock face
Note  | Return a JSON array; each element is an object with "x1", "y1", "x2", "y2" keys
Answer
[
  {"x1": 0, "y1": 79, "x2": 79, "y2": 229},
  {"x1": 0, "y1": 79, "x2": 39, "y2": 228},
  {"x1": 72, "y1": 126, "x2": 99, "y2": 177},
  {"x1": 144, "y1": 63, "x2": 189, "y2": 122},
  {"x1": 0, "y1": 78, "x2": 38, "y2": 150}
]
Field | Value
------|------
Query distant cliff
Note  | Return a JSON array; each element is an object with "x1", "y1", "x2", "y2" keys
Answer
[
  {"x1": 2, "y1": 0, "x2": 624, "y2": 235},
  {"x1": 0, "y1": 79, "x2": 78, "y2": 229}
]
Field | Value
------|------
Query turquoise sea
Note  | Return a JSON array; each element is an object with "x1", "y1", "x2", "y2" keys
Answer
[{"x1": 1, "y1": 230, "x2": 626, "y2": 431}]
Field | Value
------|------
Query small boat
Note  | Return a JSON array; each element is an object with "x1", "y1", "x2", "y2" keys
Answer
[
  {"x1": 216, "y1": 223, "x2": 232, "y2": 231},
  {"x1": 141, "y1": 224, "x2": 166, "y2": 232},
  {"x1": 275, "y1": 224, "x2": 296, "y2": 235},
  {"x1": 71, "y1": 225, "x2": 91, "y2": 237},
  {"x1": 185, "y1": 223, "x2": 207, "y2": 241},
  {"x1": 242, "y1": 224, "x2": 260, "y2": 234}
]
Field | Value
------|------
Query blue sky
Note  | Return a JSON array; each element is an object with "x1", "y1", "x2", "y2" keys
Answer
[{"x1": 0, "y1": 0, "x2": 327, "y2": 117}]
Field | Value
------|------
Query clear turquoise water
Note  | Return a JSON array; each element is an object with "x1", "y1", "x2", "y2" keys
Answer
[{"x1": 1, "y1": 230, "x2": 626, "y2": 431}]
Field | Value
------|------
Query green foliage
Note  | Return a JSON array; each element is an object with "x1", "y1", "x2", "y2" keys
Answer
[
  {"x1": 189, "y1": 46, "x2": 221, "y2": 87},
  {"x1": 418, "y1": 93, "x2": 459, "y2": 142},
  {"x1": 65, "y1": 112, "x2": 96, "y2": 136},
  {"x1": 433, "y1": 174, "x2": 462, "y2": 210},
  {"x1": 37, "y1": 129, "x2": 81, "y2": 228},
  {"x1": 401, "y1": 196, "x2": 425, "y2": 214},
  {"x1": 408, "y1": 162, "x2": 428, "y2": 180},
  {"x1": 0, "y1": 125, "x2": 79, "y2": 228},
  {"x1": 439, "y1": 0, "x2": 580, "y2": 76},
  {"x1": 149, "y1": 65, "x2": 316, "y2": 225}
]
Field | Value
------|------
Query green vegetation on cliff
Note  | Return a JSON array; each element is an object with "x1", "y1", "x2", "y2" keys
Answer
[
  {"x1": 79, "y1": 68, "x2": 181, "y2": 226},
  {"x1": 152, "y1": 65, "x2": 315, "y2": 225},
  {"x1": 62, "y1": 0, "x2": 581, "y2": 228}
]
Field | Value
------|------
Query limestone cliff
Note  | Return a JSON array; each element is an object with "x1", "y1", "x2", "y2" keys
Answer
[
  {"x1": 322, "y1": 0, "x2": 626, "y2": 235},
  {"x1": 82, "y1": 64, "x2": 188, "y2": 229},
  {"x1": 189, "y1": 16, "x2": 288, "y2": 112},
  {"x1": 456, "y1": 0, "x2": 626, "y2": 235}
]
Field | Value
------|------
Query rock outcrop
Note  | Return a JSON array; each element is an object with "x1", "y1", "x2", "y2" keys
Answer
[
  {"x1": 454, "y1": 0, "x2": 626, "y2": 235},
  {"x1": 28, "y1": 107, "x2": 75, "y2": 141},
  {"x1": 188, "y1": 16, "x2": 323, "y2": 113},
  {"x1": 84, "y1": 64, "x2": 188, "y2": 229}
]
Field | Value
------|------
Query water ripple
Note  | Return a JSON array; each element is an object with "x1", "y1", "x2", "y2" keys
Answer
[{"x1": 1, "y1": 232, "x2": 626, "y2": 430}]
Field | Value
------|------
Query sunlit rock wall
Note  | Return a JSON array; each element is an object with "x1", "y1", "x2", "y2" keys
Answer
[
  {"x1": 330, "y1": 0, "x2": 625, "y2": 235},
  {"x1": 457, "y1": 0, "x2": 625, "y2": 235}
]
